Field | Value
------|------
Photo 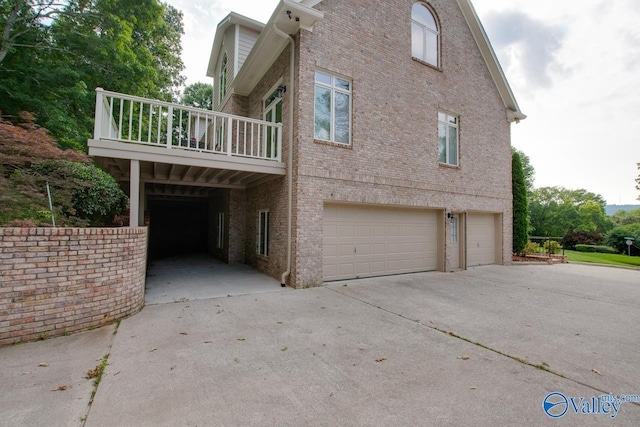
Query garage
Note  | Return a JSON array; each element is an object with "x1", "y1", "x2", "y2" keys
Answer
[
  {"x1": 467, "y1": 213, "x2": 500, "y2": 267},
  {"x1": 323, "y1": 204, "x2": 440, "y2": 281}
]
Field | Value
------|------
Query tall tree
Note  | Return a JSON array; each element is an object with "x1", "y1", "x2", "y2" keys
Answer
[
  {"x1": 529, "y1": 186, "x2": 614, "y2": 237},
  {"x1": 0, "y1": 0, "x2": 185, "y2": 150},
  {"x1": 511, "y1": 147, "x2": 535, "y2": 194},
  {"x1": 182, "y1": 82, "x2": 213, "y2": 110},
  {"x1": 512, "y1": 151, "x2": 528, "y2": 253}
]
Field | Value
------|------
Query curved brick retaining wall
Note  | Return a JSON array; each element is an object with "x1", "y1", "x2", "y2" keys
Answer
[{"x1": 0, "y1": 227, "x2": 147, "y2": 346}]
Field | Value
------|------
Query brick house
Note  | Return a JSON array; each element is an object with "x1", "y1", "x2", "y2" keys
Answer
[{"x1": 88, "y1": 0, "x2": 525, "y2": 288}]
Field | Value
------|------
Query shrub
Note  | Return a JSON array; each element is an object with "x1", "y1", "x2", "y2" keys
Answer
[
  {"x1": 523, "y1": 241, "x2": 541, "y2": 255},
  {"x1": 562, "y1": 231, "x2": 603, "y2": 250},
  {"x1": 543, "y1": 240, "x2": 562, "y2": 254},
  {"x1": 575, "y1": 245, "x2": 619, "y2": 254},
  {"x1": 605, "y1": 224, "x2": 640, "y2": 256}
]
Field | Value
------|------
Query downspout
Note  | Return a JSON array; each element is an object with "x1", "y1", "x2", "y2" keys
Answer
[{"x1": 274, "y1": 21, "x2": 295, "y2": 288}]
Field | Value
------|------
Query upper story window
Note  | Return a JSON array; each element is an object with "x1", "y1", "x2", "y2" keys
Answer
[
  {"x1": 314, "y1": 71, "x2": 352, "y2": 145},
  {"x1": 438, "y1": 112, "x2": 458, "y2": 166},
  {"x1": 218, "y1": 53, "x2": 228, "y2": 104},
  {"x1": 411, "y1": 3, "x2": 439, "y2": 67}
]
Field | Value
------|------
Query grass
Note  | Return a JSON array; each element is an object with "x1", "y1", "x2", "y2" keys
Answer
[{"x1": 565, "y1": 250, "x2": 640, "y2": 268}]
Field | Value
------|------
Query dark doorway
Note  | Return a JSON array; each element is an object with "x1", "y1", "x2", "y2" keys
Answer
[{"x1": 148, "y1": 199, "x2": 209, "y2": 259}]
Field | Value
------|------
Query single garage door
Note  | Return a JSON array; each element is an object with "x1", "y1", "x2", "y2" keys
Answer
[
  {"x1": 467, "y1": 213, "x2": 499, "y2": 267},
  {"x1": 323, "y1": 205, "x2": 438, "y2": 281}
]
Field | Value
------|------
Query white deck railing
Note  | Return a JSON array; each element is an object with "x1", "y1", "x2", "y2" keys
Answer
[{"x1": 93, "y1": 88, "x2": 282, "y2": 162}]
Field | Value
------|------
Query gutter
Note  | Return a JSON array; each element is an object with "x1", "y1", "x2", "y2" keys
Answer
[{"x1": 274, "y1": 22, "x2": 295, "y2": 288}]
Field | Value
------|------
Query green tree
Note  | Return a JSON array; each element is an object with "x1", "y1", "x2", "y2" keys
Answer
[
  {"x1": 512, "y1": 151, "x2": 528, "y2": 253},
  {"x1": 611, "y1": 208, "x2": 640, "y2": 226},
  {"x1": 605, "y1": 224, "x2": 640, "y2": 256},
  {"x1": 0, "y1": 0, "x2": 185, "y2": 150},
  {"x1": 182, "y1": 82, "x2": 213, "y2": 110},
  {"x1": 511, "y1": 147, "x2": 535, "y2": 193},
  {"x1": 529, "y1": 186, "x2": 613, "y2": 237}
]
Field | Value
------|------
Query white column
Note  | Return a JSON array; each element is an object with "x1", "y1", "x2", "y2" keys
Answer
[{"x1": 129, "y1": 160, "x2": 140, "y2": 227}]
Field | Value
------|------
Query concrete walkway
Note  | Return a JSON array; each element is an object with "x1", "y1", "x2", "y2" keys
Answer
[
  {"x1": 1, "y1": 264, "x2": 639, "y2": 426},
  {"x1": 145, "y1": 254, "x2": 284, "y2": 305}
]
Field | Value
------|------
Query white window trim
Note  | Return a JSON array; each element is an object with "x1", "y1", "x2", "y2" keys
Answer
[
  {"x1": 218, "y1": 52, "x2": 228, "y2": 105},
  {"x1": 314, "y1": 70, "x2": 352, "y2": 145},
  {"x1": 258, "y1": 209, "x2": 269, "y2": 257},
  {"x1": 411, "y1": 3, "x2": 440, "y2": 67},
  {"x1": 438, "y1": 112, "x2": 459, "y2": 166}
]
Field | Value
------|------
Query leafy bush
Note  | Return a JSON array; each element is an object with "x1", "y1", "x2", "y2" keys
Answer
[
  {"x1": 562, "y1": 231, "x2": 603, "y2": 250},
  {"x1": 605, "y1": 224, "x2": 640, "y2": 256},
  {"x1": 543, "y1": 240, "x2": 562, "y2": 254},
  {"x1": 575, "y1": 245, "x2": 618, "y2": 254},
  {"x1": 523, "y1": 241, "x2": 541, "y2": 255},
  {"x1": 31, "y1": 160, "x2": 128, "y2": 226}
]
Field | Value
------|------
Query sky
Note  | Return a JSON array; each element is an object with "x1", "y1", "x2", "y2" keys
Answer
[{"x1": 164, "y1": 0, "x2": 640, "y2": 205}]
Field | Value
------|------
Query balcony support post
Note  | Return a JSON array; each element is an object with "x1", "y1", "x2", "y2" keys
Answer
[{"x1": 129, "y1": 159, "x2": 140, "y2": 227}]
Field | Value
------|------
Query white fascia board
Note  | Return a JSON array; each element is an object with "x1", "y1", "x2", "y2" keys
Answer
[
  {"x1": 456, "y1": 0, "x2": 526, "y2": 122},
  {"x1": 207, "y1": 12, "x2": 266, "y2": 78},
  {"x1": 230, "y1": 0, "x2": 324, "y2": 96}
]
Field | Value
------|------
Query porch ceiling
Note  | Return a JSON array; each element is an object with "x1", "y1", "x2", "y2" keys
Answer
[{"x1": 89, "y1": 139, "x2": 285, "y2": 190}]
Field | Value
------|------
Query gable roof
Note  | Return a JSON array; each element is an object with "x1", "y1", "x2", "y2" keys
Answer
[
  {"x1": 208, "y1": 0, "x2": 525, "y2": 121},
  {"x1": 455, "y1": 0, "x2": 526, "y2": 122}
]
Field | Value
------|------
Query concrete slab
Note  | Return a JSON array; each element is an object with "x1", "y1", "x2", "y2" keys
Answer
[
  {"x1": 0, "y1": 324, "x2": 116, "y2": 427},
  {"x1": 145, "y1": 254, "x2": 284, "y2": 305},
  {"x1": 328, "y1": 264, "x2": 640, "y2": 397},
  {"x1": 86, "y1": 267, "x2": 640, "y2": 426}
]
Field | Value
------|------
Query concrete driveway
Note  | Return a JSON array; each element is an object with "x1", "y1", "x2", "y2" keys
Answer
[{"x1": 1, "y1": 264, "x2": 639, "y2": 426}]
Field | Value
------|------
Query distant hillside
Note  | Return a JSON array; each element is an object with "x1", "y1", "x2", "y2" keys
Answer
[{"x1": 606, "y1": 205, "x2": 640, "y2": 215}]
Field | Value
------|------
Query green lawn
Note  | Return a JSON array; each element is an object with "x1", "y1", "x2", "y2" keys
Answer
[{"x1": 565, "y1": 250, "x2": 640, "y2": 268}]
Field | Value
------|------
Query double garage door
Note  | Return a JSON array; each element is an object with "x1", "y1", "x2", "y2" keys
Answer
[
  {"x1": 323, "y1": 205, "x2": 438, "y2": 281},
  {"x1": 323, "y1": 206, "x2": 500, "y2": 281}
]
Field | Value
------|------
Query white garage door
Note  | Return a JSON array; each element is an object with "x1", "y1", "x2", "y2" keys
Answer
[
  {"x1": 467, "y1": 213, "x2": 498, "y2": 267},
  {"x1": 323, "y1": 205, "x2": 438, "y2": 281}
]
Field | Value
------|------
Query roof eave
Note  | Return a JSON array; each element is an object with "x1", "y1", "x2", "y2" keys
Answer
[
  {"x1": 206, "y1": 12, "x2": 266, "y2": 78},
  {"x1": 456, "y1": 0, "x2": 526, "y2": 122},
  {"x1": 230, "y1": 0, "x2": 324, "y2": 96}
]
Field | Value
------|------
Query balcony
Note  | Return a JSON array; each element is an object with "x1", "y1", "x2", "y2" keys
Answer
[{"x1": 88, "y1": 88, "x2": 286, "y2": 192}]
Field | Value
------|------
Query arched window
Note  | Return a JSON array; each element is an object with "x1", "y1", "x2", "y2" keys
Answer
[
  {"x1": 411, "y1": 3, "x2": 439, "y2": 67},
  {"x1": 218, "y1": 53, "x2": 228, "y2": 104}
]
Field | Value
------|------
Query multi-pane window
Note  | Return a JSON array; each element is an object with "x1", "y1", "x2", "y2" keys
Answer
[
  {"x1": 217, "y1": 212, "x2": 224, "y2": 249},
  {"x1": 450, "y1": 216, "x2": 458, "y2": 243},
  {"x1": 218, "y1": 53, "x2": 228, "y2": 104},
  {"x1": 411, "y1": 3, "x2": 439, "y2": 67},
  {"x1": 314, "y1": 71, "x2": 351, "y2": 145},
  {"x1": 258, "y1": 210, "x2": 269, "y2": 256},
  {"x1": 438, "y1": 112, "x2": 458, "y2": 166}
]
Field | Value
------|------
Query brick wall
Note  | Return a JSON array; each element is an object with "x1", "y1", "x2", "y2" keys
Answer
[{"x1": 0, "y1": 227, "x2": 147, "y2": 346}]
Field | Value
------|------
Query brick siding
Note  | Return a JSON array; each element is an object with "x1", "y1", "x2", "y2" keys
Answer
[{"x1": 0, "y1": 227, "x2": 147, "y2": 346}]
